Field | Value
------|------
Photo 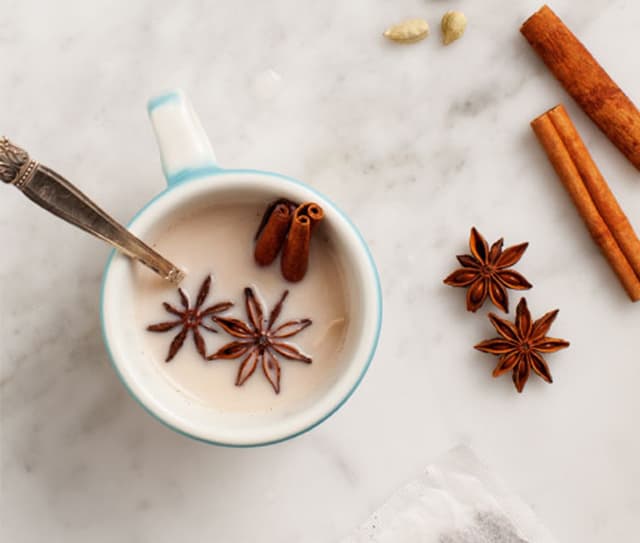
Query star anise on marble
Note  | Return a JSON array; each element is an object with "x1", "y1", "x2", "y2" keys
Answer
[
  {"x1": 208, "y1": 287, "x2": 312, "y2": 394},
  {"x1": 444, "y1": 227, "x2": 532, "y2": 313},
  {"x1": 475, "y1": 298, "x2": 570, "y2": 393},
  {"x1": 147, "y1": 275, "x2": 233, "y2": 362}
]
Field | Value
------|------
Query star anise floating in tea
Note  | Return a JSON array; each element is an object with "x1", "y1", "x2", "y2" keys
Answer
[
  {"x1": 475, "y1": 298, "x2": 570, "y2": 393},
  {"x1": 147, "y1": 275, "x2": 233, "y2": 362},
  {"x1": 444, "y1": 227, "x2": 532, "y2": 313},
  {"x1": 208, "y1": 287, "x2": 312, "y2": 394}
]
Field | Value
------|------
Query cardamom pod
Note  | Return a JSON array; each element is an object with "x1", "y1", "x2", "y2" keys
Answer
[
  {"x1": 383, "y1": 18, "x2": 430, "y2": 44},
  {"x1": 441, "y1": 11, "x2": 467, "y2": 45}
]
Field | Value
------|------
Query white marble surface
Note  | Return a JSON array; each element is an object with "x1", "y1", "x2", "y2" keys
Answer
[{"x1": 2, "y1": 0, "x2": 640, "y2": 541}]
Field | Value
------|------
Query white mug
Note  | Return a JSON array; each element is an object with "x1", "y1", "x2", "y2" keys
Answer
[{"x1": 101, "y1": 90, "x2": 382, "y2": 446}]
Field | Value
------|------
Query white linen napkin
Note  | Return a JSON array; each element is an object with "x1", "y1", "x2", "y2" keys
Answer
[{"x1": 343, "y1": 446, "x2": 556, "y2": 543}]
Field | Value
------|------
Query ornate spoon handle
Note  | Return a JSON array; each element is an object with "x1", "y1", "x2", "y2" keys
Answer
[{"x1": 0, "y1": 137, "x2": 184, "y2": 284}]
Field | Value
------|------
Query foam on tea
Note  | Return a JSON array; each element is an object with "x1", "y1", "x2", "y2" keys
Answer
[{"x1": 132, "y1": 202, "x2": 349, "y2": 414}]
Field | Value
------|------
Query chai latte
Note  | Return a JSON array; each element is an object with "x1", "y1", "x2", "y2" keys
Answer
[{"x1": 132, "y1": 202, "x2": 349, "y2": 413}]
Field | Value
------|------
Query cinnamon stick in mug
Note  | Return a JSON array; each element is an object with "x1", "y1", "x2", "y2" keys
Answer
[
  {"x1": 281, "y1": 212, "x2": 311, "y2": 282},
  {"x1": 521, "y1": 5, "x2": 640, "y2": 171},
  {"x1": 281, "y1": 202, "x2": 324, "y2": 282},
  {"x1": 254, "y1": 202, "x2": 293, "y2": 266},
  {"x1": 531, "y1": 104, "x2": 640, "y2": 301},
  {"x1": 296, "y1": 202, "x2": 325, "y2": 231}
]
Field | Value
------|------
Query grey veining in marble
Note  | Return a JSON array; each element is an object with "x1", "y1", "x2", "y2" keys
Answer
[{"x1": 2, "y1": 1, "x2": 640, "y2": 541}]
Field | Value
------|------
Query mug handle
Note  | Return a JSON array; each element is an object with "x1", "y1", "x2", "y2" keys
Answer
[{"x1": 147, "y1": 89, "x2": 218, "y2": 186}]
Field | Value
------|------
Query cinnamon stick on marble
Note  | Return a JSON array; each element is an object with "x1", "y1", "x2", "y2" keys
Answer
[
  {"x1": 522, "y1": 5, "x2": 640, "y2": 170},
  {"x1": 546, "y1": 105, "x2": 640, "y2": 279},
  {"x1": 531, "y1": 104, "x2": 640, "y2": 301}
]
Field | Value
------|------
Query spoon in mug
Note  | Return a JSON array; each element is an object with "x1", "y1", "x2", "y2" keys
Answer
[{"x1": 0, "y1": 137, "x2": 185, "y2": 284}]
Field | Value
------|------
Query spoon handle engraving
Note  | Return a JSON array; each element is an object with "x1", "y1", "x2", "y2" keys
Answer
[{"x1": 0, "y1": 137, "x2": 184, "y2": 284}]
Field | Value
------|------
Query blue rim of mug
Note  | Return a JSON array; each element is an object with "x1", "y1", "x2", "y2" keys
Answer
[{"x1": 100, "y1": 167, "x2": 383, "y2": 447}]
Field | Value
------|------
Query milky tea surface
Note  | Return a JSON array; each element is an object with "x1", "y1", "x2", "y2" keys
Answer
[{"x1": 132, "y1": 203, "x2": 349, "y2": 413}]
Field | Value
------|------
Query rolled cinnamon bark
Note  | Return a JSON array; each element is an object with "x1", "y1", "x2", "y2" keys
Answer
[
  {"x1": 281, "y1": 214, "x2": 311, "y2": 282},
  {"x1": 254, "y1": 203, "x2": 292, "y2": 266},
  {"x1": 546, "y1": 105, "x2": 640, "y2": 279},
  {"x1": 296, "y1": 202, "x2": 324, "y2": 231},
  {"x1": 521, "y1": 5, "x2": 640, "y2": 170},
  {"x1": 531, "y1": 105, "x2": 640, "y2": 301}
]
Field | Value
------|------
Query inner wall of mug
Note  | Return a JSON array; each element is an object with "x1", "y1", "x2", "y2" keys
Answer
[{"x1": 102, "y1": 172, "x2": 379, "y2": 445}]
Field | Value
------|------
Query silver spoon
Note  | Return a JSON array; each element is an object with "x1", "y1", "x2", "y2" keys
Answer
[{"x1": 0, "y1": 137, "x2": 185, "y2": 284}]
